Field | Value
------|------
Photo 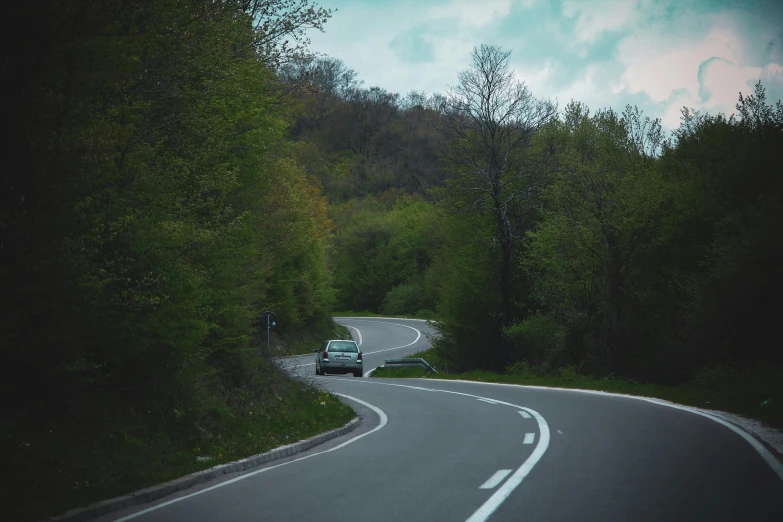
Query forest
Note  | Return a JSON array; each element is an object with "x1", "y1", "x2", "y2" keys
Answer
[
  {"x1": 288, "y1": 47, "x2": 782, "y2": 384},
  {"x1": 4, "y1": 1, "x2": 782, "y2": 520}
]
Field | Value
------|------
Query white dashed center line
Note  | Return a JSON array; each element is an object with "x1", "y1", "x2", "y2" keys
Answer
[
  {"x1": 523, "y1": 433, "x2": 536, "y2": 444},
  {"x1": 477, "y1": 398, "x2": 500, "y2": 404},
  {"x1": 479, "y1": 469, "x2": 513, "y2": 490}
]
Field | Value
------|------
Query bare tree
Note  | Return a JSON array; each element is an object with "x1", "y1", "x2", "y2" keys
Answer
[
  {"x1": 240, "y1": 0, "x2": 334, "y2": 66},
  {"x1": 441, "y1": 44, "x2": 557, "y2": 326}
]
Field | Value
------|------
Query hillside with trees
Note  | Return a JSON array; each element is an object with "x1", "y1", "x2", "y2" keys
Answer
[
  {"x1": 5, "y1": 2, "x2": 782, "y2": 519},
  {"x1": 3, "y1": 2, "x2": 353, "y2": 520},
  {"x1": 285, "y1": 44, "x2": 783, "y2": 417}
]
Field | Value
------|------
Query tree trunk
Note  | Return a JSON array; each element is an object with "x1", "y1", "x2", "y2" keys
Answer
[{"x1": 496, "y1": 205, "x2": 513, "y2": 328}]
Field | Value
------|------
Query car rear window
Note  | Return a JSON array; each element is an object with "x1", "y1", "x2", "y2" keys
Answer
[{"x1": 327, "y1": 341, "x2": 358, "y2": 353}]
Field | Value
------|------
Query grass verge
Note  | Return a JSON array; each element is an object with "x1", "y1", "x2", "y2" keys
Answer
[
  {"x1": 269, "y1": 319, "x2": 353, "y2": 357},
  {"x1": 370, "y1": 348, "x2": 782, "y2": 430},
  {"x1": 10, "y1": 363, "x2": 355, "y2": 522}
]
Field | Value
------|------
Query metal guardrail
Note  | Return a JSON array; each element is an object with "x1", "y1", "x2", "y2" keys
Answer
[{"x1": 383, "y1": 358, "x2": 438, "y2": 373}]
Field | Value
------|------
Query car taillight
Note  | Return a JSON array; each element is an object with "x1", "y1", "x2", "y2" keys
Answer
[
  {"x1": 323, "y1": 351, "x2": 328, "y2": 360},
  {"x1": 357, "y1": 352, "x2": 362, "y2": 361}
]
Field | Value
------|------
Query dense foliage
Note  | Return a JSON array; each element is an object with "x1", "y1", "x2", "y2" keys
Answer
[
  {"x1": 3, "y1": 1, "x2": 344, "y2": 519},
  {"x1": 5, "y1": 3, "x2": 782, "y2": 515},
  {"x1": 288, "y1": 47, "x2": 783, "y2": 386}
]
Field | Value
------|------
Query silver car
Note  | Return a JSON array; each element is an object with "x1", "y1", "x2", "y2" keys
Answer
[{"x1": 315, "y1": 340, "x2": 363, "y2": 377}]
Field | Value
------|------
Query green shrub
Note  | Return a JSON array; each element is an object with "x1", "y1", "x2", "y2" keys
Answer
[
  {"x1": 558, "y1": 365, "x2": 580, "y2": 381},
  {"x1": 503, "y1": 313, "x2": 565, "y2": 363},
  {"x1": 415, "y1": 309, "x2": 437, "y2": 319},
  {"x1": 380, "y1": 280, "x2": 424, "y2": 316}
]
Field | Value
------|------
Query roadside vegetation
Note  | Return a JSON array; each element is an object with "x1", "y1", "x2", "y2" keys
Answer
[
  {"x1": 291, "y1": 47, "x2": 783, "y2": 429},
  {"x1": 269, "y1": 321, "x2": 353, "y2": 357},
  {"x1": 5, "y1": 1, "x2": 782, "y2": 520},
  {"x1": 4, "y1": 2, "x2": 351, "y2": 521},
  {"x1": 332, "y1": 310, "x2": 439, "y2": 320},
  {"x1": 371, "y1": 349, "x2": 782, "y2": 429}
]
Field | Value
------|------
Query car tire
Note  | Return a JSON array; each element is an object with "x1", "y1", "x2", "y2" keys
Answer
[
  {"x1": 315, "y1": 364, "x2": 320, "y2": 376},
  {"x1": 353, "y1": 370, "x2": 362, "y2": 377}
]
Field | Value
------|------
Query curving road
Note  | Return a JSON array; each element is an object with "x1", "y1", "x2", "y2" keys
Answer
[{"x1": 97, "y1": 317, "x2": 783, "y2": 522}]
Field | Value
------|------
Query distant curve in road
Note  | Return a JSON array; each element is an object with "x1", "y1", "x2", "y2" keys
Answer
[{"x1": 96, "y1": 317, "x2": 783, "y2": 522}]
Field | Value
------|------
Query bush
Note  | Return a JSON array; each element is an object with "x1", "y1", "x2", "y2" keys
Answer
[
  {"x1": 415, "y1": 309, "x2": 437, "y2": 319},
  {"x1": 558, "y1": 365, "x2": 580, "y2": 381},
  {"x1": 503, "y1": 313, "x2": 565, "y2": 364},
  {"x1": 380, "y1": 280, "x2": 425, "y2": 316},
  {"x1": 690, "y1": 365, "x2": 740, "y2": 395},
  {"x1": 504, "y1": 360, "x2": 536, "y2": 377}
]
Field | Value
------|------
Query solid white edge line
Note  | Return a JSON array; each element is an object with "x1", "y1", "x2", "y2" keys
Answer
[
  {"x1": 334, "y1": 316, "x2": 431, "y2": 322},
  {"x1": 518, "y1": 410, "x2": 531, "y2": 419},
  {"x1": 523, "y1": 433, "x2": 535, "y2": 444},
  {"x1": 113, "y1": 394, "x2": 388, "y2": 521},
  {"x1": 345, "y1": 325, "x2": 363, "y2": 346},
  {"x1": 436, "y1": 378, "x2": 783, "y2": 482},
  {"x1": 479, "y1": 469, "x2": 513, "y2": 490},
  {"x1": 293, "y1": 319, "x2": 423, "y2": 369},
  {"x1": 332, "y1": 378, "x2": 550, "y2": 522},
  {"x1": 477, "y1": 398, "x2": 499, "y2": 404}
]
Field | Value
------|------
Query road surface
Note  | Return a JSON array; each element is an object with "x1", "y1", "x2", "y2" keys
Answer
[{"x1": 96, "y1": 317, "x2": 783, "y2": 522}]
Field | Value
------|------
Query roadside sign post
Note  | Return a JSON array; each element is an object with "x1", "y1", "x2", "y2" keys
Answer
[{"x1": 261, "y1": 311, "x2": 277, "y2": 357}]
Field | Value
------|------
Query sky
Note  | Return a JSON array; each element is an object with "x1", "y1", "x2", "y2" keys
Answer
[{"x1": 306, "y1": 0, "x2": 783, "y2": 130}]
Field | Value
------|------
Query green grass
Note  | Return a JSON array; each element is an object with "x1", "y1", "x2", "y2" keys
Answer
[
  {"x1": 371, "y1": 366, "x2": 432, "y2": 378},
  {"x1": 331, "y1": 310, "x2": 439, "y2": 320},
  {"x1": 10, "y1": 366, "x2": 355, "y2": 522},
  {"x1": 370, "y1": 348, "x2": 783, "y2": 429}
]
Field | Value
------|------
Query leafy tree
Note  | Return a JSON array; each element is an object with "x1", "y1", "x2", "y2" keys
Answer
[
  {"x1": 3, "y1": 2, "x2": 341, "y2": 517},
  {"x1": 524, "y1": 102, "x2": 669, "y2": 376}
]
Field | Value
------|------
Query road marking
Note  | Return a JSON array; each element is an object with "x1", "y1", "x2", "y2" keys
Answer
[
  {"x1": 479, "y1": 469, "x2": 513, "y2": 490},
  {"x1": 518, "y1": 410, "x2": 531, "y2": 419},
  {"x1": 523, "y1": 433, "x2": 535, "y2": 444},
  {"x1": 335, "y1": 316, "x2": 431, "y2": 322},
  {"x1": 345, "y1": 325, "x2": 362, "y2": 346},
  {"x1": 477, "y1": 398, "x2": 499, "y2": 404},
  {"x1": 333, "y1": 379, "x2": 550, "y2": 522},
  {"x1": 113, "y1": 395, "x2": 388, "y2": 521},
  {"x1": 467, "y1": 408, "x2": 550, "y2": 522},
  {"x1": 439, "y1": 378, "x2": 783, "y2": 482},
  {"x1": 291, "y1": 319, "x2": 423, "y2": 369}
]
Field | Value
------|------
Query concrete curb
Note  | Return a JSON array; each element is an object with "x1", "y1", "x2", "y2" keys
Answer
[{"x1": 47, "y1": 416, "x2": 361, "y2": 522}]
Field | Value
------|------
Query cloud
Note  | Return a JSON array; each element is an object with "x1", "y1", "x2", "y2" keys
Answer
[
  {"x1": 305, "y1": 0, "x2": 783, "y2": 132},
  {"x1": 390, "y1": 29, "x2": 436, "y2": 63},
  {"x1": 618, "y1": 16, "x2": 744, "y2": 104},
  {"x1": 427, "y1": 0, "x2": 512, "y2": 28},
  {"x1": 562, "y1": 0, "x2": 640, "y2": 44},
  {"x1": 698, "y1": 57, "x2": 761, "y2": 109},
  {"x1": 427, "y1": 0, "x2": 537, "y2": 28},
  {"x1": 615, "y1": 9, "x2": 783, "y2": 128}
]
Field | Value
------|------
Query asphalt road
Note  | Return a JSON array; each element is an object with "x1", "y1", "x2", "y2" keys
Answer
[{"x1": 97, "y1": 317, "x2": 783, "y2": 522}]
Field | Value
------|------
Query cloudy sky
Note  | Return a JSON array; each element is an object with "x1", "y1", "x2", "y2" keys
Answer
[{"x1": 306, "y1": 0, "x2": 783, "y2": 130}]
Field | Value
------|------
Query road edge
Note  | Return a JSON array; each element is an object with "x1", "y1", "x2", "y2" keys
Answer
[
  {"x1": 419, "y1": 377, "x2": 783, "y2": 477},
  {"x1": 334, "y1": 316, "x2": 431, "y2": 321},
  {"x1": 46, "y1": 416, "x2": 361, "y2": 522}
]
